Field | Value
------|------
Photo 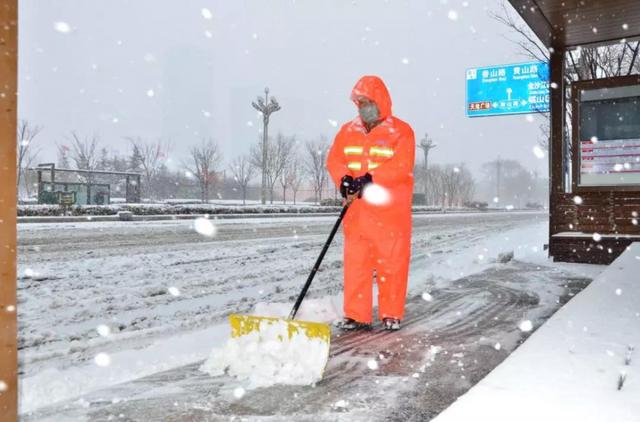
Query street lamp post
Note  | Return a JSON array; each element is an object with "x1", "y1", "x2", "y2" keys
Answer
[
  {"x1": 418, "y1": 133, "x2": 437, "y2": 198},
  {"x1": 252, "y1": 87, "x2": 281, "y2": 205}
]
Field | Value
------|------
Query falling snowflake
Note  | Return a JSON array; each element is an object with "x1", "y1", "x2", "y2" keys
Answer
[
  {"x1": 401, "y1": 57, "x2": 410, "y2": 65},
  {"x1": 194, "y1": 218, "x2": 216, "y2": 237},
  {"x1": 573, "y1": 195, "x2": 583, "y2": 205},
  {"x1": 24, "y1": 268, "x2": 35, "y2": 278},
  {"x1": 146, "y1": 89, "x2": 155, "y2": 97},
  {"x1": 525, "y1": 115, "x2": 535, "y2": 123},
  {"x1": 54, "y1": 22, "x2": 71, "y2": 33},
  {"x1": 421, "y1": 292, "x2": 433, "y2": 302},
  {"x1": 334, "y1": 400, "x2": 349, "y2": 409},
  {"x1": 518, "y1": 320, "x2": 533, "y2": 332},
  {"x1": 185, "y1": 170, "x2": 195, "y2": 179},
  {"x1": 328, "y1": 119, "x2": 338, "y2": 127},
  {"x1": 96, "y1": 325, "x2": 111, "y2": 337},
  {"x1": 367, "y1": 359, "x2": 379, "y2": 370},
  {"x1": 201, "y1": 8, "x2": 213, "y2": 19},
  {"x1": 533, "y1": 145, "x2": 545, "y2": 159},
  {"x1": 94, "y1": 353, "x2": 111, "y2": 367},
  {"x1": 168, "y1": 286, "x2": 181, "y2": 296},
  {"x1": 592, "y1": 233, "x2": 602, "y2": 242},
  {"x1": 233, "y1": 387, "x2": 245, "y2": 399},
  {"x1": 447, "y1": 10, "x2": 459, "y2": 21},
  {"x1": 622, "y1": 23, "x2": 629, "y2": 30},
  {"x1": 615, "y1": 288, "x2": 622, "y2": 296},
  {"x1": 494, "y1": 342, "x2": 501, "y2": 350},
  {"x1": 493, "y1": 197, "x2": 499, "y2": 203},
  {"x1": 550, "y1": 82, "x2": 558, "y2": 89},
  {"x1": 0, "y1": 380, "x2": 7, "y2": 392},
  {"x1": 590, "y1": 136, "x2": 599, "y2": 143},
  {"x1": 362, "y1": 184, "x2": 391, "y2": 206}
]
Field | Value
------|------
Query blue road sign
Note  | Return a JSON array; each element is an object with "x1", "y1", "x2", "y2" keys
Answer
[{"x1": 466, "y1": 61, "x2": 550, "y2": 117}]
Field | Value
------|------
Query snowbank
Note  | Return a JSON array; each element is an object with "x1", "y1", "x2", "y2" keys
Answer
[
  {"x1": 17, "y1": 203, "x2": 344, "y2": 217},
  {"x1": 253, "y1": 296, "x2": 342, "y2": 323},
  {"x1": 199, "y1": 298, "x2": 338, "y2": 388},
  {"x1": 17, "y1": 201, "x2": 515, "y2": 218},
  {"x1": 433, "y1": 243, "x2": 640, "y2": 422},
  {"x1": 200, "y1": 319, "x2": 330, "y2": 389}
]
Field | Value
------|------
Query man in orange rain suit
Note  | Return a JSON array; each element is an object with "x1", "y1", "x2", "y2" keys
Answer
[{"x1": 326, "y1": 75, "x2": 415, "y2": 331}]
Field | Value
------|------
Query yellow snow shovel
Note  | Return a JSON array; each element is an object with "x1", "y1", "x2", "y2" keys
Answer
[{"x1": 229, "y1": 202, "x2": 351, "y2": 352}]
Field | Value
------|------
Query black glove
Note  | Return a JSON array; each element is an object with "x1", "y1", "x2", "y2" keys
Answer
[
  {"x1": 353, "y1": 173, "x2": 373, "y2": 198},
  {"x1": 340, "y1": 175, "x2": 354, "y2": 198}
]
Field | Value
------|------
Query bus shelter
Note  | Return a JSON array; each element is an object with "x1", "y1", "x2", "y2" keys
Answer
[{"x1": 508, "y1": 0, "x2": 640, "y2": 264}]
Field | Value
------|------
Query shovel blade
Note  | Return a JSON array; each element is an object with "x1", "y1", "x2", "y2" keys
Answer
[
  {"x1": 229, "y1": 314, "x2": 331, "y2": 343},
  {"x1": 228, "y1": 314, "x2": 332, "y2": 380}
]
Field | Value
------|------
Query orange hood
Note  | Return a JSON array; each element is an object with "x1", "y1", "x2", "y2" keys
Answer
[{"x1": 350, "y1": 75, "x2": 393, "y2": 119}]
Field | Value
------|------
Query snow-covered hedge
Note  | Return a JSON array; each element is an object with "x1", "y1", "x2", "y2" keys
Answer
[
  {"x1": 16, "y1": 203, "x2": 457, "y2": 217},
  {"x1": 17, "y1": 203, "x2": 345, "y2": 217}
]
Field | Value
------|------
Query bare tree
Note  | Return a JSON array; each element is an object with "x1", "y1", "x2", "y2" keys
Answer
[
  {"x1": 57, "y1": 144, "x2": 71, "y2": 168},
  {"x1": 425, "y1": 165, "x2": 445, "y2": 206},
  {"x1": 250, "y1": 133, "x2": 294, "y2": 203},
  {"x1": 279, "y1": 141, "x2": 302, "y2": 204},
  {"x1": 16, "y1": 120, "x2": 42, "y2": 199},
  {"x1": 186, "y1": 139, "x2": 223, "y2": 203},
  {"x1": 442, "y1": 164, "x2": 475, "y2": 207},
  {"x1": 229, "y1": 154, "x2": 256, "y2": 205},
  {"x1": 68, "y1": 132, "x2": 100, "y2": 171},
  {"x1": 481, "y1": 158, "x2": 532, "y2": 207},
  {"x1": 492, "y1": 1, "x2": 640, "y2": 152},
  {"x1": 125, "y1": 137, "x2": 170, "y2": 200},
  {"x1": 304, "y1": 136, "x2": 330, "y2": 204},
  {"x1": 271, "y1": 134, "x2": 294, "y2": 203},
  {"x1": 289, "y1": 160, "x2": 305, "y2": 204}
]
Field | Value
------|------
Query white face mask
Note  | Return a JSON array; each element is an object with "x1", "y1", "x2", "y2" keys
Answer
[{"x1": 358, "y1": 103, "x2": 380, "y2": 123}]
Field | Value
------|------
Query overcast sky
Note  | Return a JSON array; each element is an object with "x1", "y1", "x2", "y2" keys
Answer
[{"x1": 18, "y1": 0, "x2": 548, "y2": 176}]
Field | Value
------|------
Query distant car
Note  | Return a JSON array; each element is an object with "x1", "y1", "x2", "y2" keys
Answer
[
  {"x1": 464, "y1": 201, "x2": 488, "y2": 210},
  {"x1": 525, "y1": 202, "x2": 544, "y2": 210}
]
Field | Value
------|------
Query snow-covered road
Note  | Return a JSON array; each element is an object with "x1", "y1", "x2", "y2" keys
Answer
[
  {"x1": 18, "y1": 210, "x2": 566, "y2": 417},
  {"x1": 23, "y1": 209, "x2": 600, "y2": 422}
]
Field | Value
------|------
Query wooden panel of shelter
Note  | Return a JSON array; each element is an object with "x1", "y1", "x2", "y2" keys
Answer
[
  {"x1": 0, "y1": 2, "x2": 18, "y2": 420},
  {"x1": 508, "y1": 0, "x2": 640, "y2": 264},
  {"x1": 549, "y1": 75, "x2": 640, "y2": 263}
]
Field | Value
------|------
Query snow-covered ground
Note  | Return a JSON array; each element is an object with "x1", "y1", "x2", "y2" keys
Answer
[
  {"x1": 17, "y1": 210, "x2": 604, "y2": 420},
  {"x1": 433, "y1": 242, "x2": 640, "y2": 422}
]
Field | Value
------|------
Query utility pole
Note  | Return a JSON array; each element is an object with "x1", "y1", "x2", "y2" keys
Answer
[
  {"x1": 418, "y1": 133, "x2": 437, "y2": 197},
  {"x1": 252, "y1": 87, "x2": 281, "y2": 205},
  {"x1": 496, "y1": 156, "x2": 501, "y2": 206}
]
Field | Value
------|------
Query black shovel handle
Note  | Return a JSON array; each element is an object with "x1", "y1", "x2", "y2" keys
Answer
[{"x1": 288, "y1": 202, "x2": 350, "y2": 320}]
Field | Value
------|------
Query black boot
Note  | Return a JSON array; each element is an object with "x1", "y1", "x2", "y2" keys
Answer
[
  {"x1": 337, "y1": 317, "x2": 372, "y2": 331},
  {"x1": 382, "y1": 318, "x2": 401, "y2": 331}
]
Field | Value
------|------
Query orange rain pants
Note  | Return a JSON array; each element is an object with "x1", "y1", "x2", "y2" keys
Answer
[{"x1": 326, "y1": 75, "x2": 415, "y2": 323}]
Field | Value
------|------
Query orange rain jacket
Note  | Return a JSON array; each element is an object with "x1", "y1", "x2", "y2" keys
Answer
[{"x1": 326, "y1": 75, "x2": 415, "y2": 323}]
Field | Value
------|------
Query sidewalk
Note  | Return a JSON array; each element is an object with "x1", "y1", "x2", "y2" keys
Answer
[{"x1": 433, "y1": 243, "x2": 640, "y2": 422}]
